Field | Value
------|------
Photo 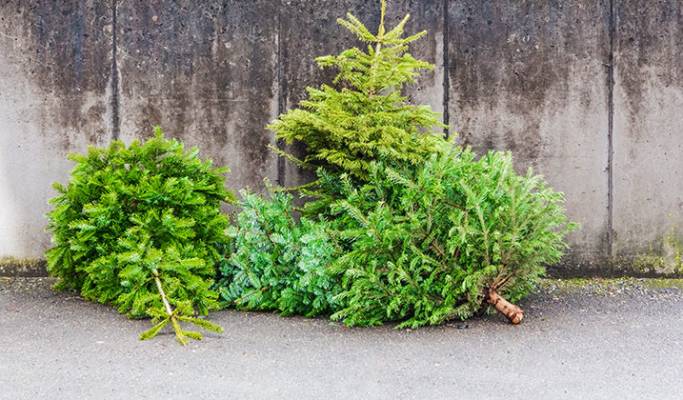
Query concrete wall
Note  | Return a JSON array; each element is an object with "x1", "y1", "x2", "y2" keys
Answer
[
  {"x1": 612, "y1": 0, "x2": 683, "y2": 275},
  {"x1": 0, "y1": 0, "x2": 681, "y2": 276},
  {"x1": 0, "y1": 1, "x2": 112, "y2": 260}
]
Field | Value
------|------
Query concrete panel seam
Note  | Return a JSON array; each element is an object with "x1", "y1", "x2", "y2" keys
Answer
[
  {"x1": 110, "y1": 0, "x2": 121, "y2": 140},
  {"x1": 276, "y1": 0, "x2": 286, "y2": 187},
  {"x1": 607, "y1": 0, "x2": 616, "y2": 257},
  {"x1": 441, "y1": 0, "x2": 450, "y2": 138}
]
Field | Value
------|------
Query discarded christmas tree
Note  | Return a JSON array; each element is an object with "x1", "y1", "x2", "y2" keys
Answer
[
  {"x1": 270, "y1": 0, "x2": 575, "y2": 326},
  {"x1": 46, "y1": 128, "x2": 230, "y2": 344},
  {"x1": 217, "y1": 190, "x2": 341, "y2": 317},
  {"x1": 328, "y1": 145, "x2": 574, "y2": 327}
]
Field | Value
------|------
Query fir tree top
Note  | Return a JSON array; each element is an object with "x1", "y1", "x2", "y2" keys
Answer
[{"x1": 269, "y1": 0, "x2": 445, "y2": 182}]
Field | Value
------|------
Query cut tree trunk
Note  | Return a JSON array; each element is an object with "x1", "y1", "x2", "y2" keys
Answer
[{"x1": 487, "y1": 289, "x2": 524, "y2": 325}]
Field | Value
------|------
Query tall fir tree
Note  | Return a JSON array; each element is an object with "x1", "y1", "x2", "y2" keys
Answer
[{"x1": 269, "y1": 0, "x2": 444, "y2": 183}]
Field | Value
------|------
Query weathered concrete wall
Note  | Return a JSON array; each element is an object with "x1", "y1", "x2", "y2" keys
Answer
[
  {"x1": 0, "y1": 0, "x2": 112, "y2": 258},
  {"x1": 0, "y1": 0, "x2": 682, "y2": 276},
  {"x1": 116, "y1": 0, "x2": 279, "y2": 191},
  {"x1": 612, "y1": 0, "x2": 683, "y2": 275}
]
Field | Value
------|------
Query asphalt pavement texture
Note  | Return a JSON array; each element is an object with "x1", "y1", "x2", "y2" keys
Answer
[{"x1": 1, "y1": 277, "x2": 681, "y2": 400}]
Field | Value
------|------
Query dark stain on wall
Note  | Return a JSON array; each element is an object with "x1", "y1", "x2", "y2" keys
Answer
[
  {"x1": 0, "y1": 0, "x2": 112, "y2": 147},
  {"x1": 615, "y1": 0, "x2": 683, "y2": 135},
  {"x1": 116, "y1": 0, "x2": 278, "y2": 190},
  {"x1": 448, "y1": 0, "x2": 610, "y2": 161}
]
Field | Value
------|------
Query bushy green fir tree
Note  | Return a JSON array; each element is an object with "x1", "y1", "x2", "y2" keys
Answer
[
  {"x1": 327, "y1": 143, "x2": 575, "y2": 327},
  {"x1": 46, "y1": 128, "x2": 230, "y2": 344},
  {"x1": 217, "y1": 190, "x2": 341, "y2": 317}
]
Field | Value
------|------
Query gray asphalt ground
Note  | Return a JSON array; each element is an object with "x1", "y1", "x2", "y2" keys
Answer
[{"x1": 1, "y1": 277, "x2": 681, "y2": 400}]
